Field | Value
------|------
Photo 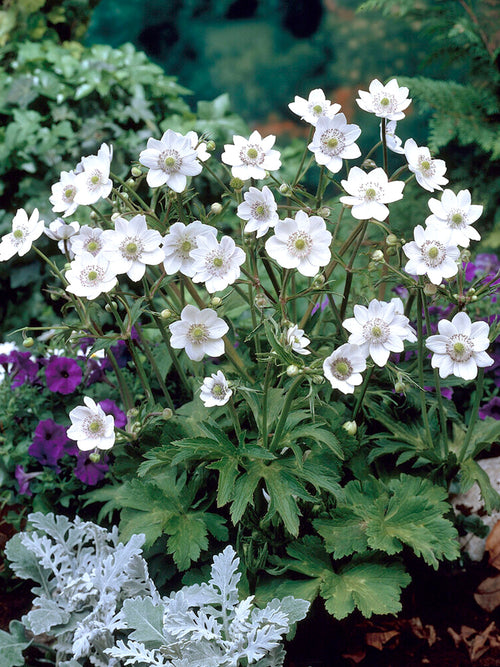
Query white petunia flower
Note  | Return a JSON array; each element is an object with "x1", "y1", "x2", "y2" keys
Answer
[
  {"x1": 200, "y1": 371, "x2": 232, "y2": 407},
  {"x1": 0, "y1": 208, "x2": 45, "y2": 261},
  {"x1": 340, "y1": 166, "x2": 405, "y2": 221},
  {"x1": 162, "y1": 221, "x2": 217, "y2": 277},
  {"x1": 426, "y1": 312, "x2": 494, "y2": 381},
  {"x1": 67, "y1": 396, "x2": 115, "y2": 451},
  {"x1": 404, "y1": 138, "x2": 448, "y2": 192},
  {"x1": 425, "y1": 189, "x2": 482, "y2": 248},
  {"x1": 381, "y1": 120, "x2": 405, "y2": 155},
  {"x1": 71, "y1": 225, "x2": 105, "y2": 257},
  {"x1": 343, "y1": 299, "x2": 417, "y2": 367},
  {"x1": 288, "y1": 88, "x2": 341, "y2": 126},
  {"x1": 139, "y1": 129, "x2": 203, "y2": 192},
  {"x1": 44, "y1": 218, "x2": 80, "y2": 256},
  {"x1": 265, "y1": 210, "x2": 332, "y2": 277},
  {"x1": 169, "y1": 304, "x2": 229, "y2": 361},
  {"x1": 101, "y1": 214, "x2": 164, "y2": 282},
  {"x1": 221, "y1": 130, "x2": 281, "y2": 180},
  {"x1": 323, "y1": 343, "x2": 367, "y2": 394},
  {"x1": 49, "y1": 170, "x2": 80, "y2": 217},
  {"x1": 308, "y1": 114, "x2": 362, "y2": 174},
  {"x1": 65, "y1": 251, "x2": 117, "y2": 300},
  {"x1": 190, "y1": 234, "x2": 246, "y2": 293},
  {"x1": 286, "y1": 324, "x2": 311, "y2": 355},
  {"x1": 186, "y1": 130, "x2": 210, "y2": 162},
  {"x1": 356, "y1": 78, "x2": 411, "y2": 120},
  {"x1": 73, "y1": 143, "x2": 113, "y2": 205},
  {"x1": 402, "y1": 225, "x2": 460, "y2": 285},
  {"x1": 237, "y1": 186, "x2": 279, "y2": 238}
]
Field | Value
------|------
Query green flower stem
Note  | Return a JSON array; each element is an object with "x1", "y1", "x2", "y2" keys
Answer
[
  {"x1": 261, "y1": 361, "x2": 273, "y2": 449},
  {"x1": 339, "y1": 221, "x2": 368, "y2": 321},
  {"x1": 201, "y1": 161, "x2": 234, "y2": 196},
  {"x1": 110, "y1": 170, "x2": 153, "y2": 213},
  {"x1": 416, "y1": 288, "x2": 433, "y2": 449},
  {"x1": 33, "y1": 245, "x2": 67, "y2": 286},
  {"x1": 299, "y1": 218, "x2": 366, "y2": 329},
  {"x1": 364, "y1": 140, "x2": 382, "y2": 162},
  {"x1": 381, "y1": 118, "x2": 389, "y2": 175},
  {"x1": 133, "y1": 324, "x2": 175, "y2": 410},
  {"x1": 126, "y1": 339, "x2": 154, "y2": 403},
  {"x1": 229, "y1": 396, "x2": 242, "y2": 440},
  {"x1": 315, "y1": 166, "x2": 326, "y2": 208},
  {"x1": 257, "y1": 250, "x2": 281, "y2": 300},
  {"x1": 422, "y1": 295, "x2": 448, "y2": 458},
  {"x1": 270, "y1": 374, "x2": 304, "y2": 452},
  {"x1": 293, "y1": 126, "x2": 314, "y2": 187},
  {"x1": 352, "y1": 365, "x2": 374, "y2": 420},
  {"x1": 176, "y1": 193, "x2": 188, "y2": 224},
  {"x1": 458, "y1": 368, "x2": 485, "y2": 463}
]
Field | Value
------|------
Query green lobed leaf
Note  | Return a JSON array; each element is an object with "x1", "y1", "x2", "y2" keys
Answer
[
  {"x1": 0, "y1": 621, "x2": 31, "y2": 667},
  {"x1": 460, "y1": 459, "x2": 500, "y2": 513},
  {"x1": 165, "y1": 513, "x2": 209, "y2": 570}
]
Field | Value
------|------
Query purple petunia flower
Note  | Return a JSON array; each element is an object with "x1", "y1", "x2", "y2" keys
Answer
[
  {"x1": 74, "y1": 452, "x2": 109, "y2": 485},
  {"x1": 99, "y1": 399, "x2": 127, "y2": 428},
  {"x1": 45, "y1": 356, "x2": 82, "y2": 394},
  {"x1": 28, "y1": 418, "x2": 70, "y2": 469},
  {"x1": 9, "y1": 351, "x2": 39, "y2": 388},
  {"x1": 479, "y1": 396, "x2": 500, "y2": 420},
  {"x1": 15, "y1": 465, "x2": 41, "y2": 496}
]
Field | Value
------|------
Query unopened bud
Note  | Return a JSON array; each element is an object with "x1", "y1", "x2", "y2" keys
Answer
[
  {"x1": 394, "y1": 379, "x2": 407, "y2": 394},
  {"x1": 211, "y1": 202, "x2": 223, "y2": 215},
  {"x1": 386, "y1": 233, "x2": 399, "y2": 246},
  {"x1": 125, "y1": 178, "x2": 135, "y2": 187},
  {"x1": 386, "y1": 245, "x2": 398, "y2": 256},
  {"x1": 311, "y1": 374, "x2": 324, "y2": 384},
  {"x1": 121, "y1": 192, "x2": 129, "y2": 200},
  {"x1": 368, "y1": 261, "x2": 377, "y2": 271},
  {"x1": 467, "y1": 288, "x2": 476, "y2": 295},
  {"x1": 127, "y1": 408, "x2": 139, "y2": 419},
  {"x1": 23, "y1": 337, "x2": 34, "y2": 348},
  {"x1": 423, "y1": 282, "x2": 438, "y2": 296},
  {"x1": 342, "y1": 420, "x2": 357, "y2": 436},
  {"x1": 111, "y1": 211, "x2": 121, "y2": 221},
  {"x1": 206, "y1": 140, "x2": 216, "y2": 151},
  {"x1": 131, "y1": 166, "x2": 142, "y2": 177},
  {"x1": 254, "y1": 294, "x2": 269, "y2": 308},
  {"x1": 89, "y1": 452, "x2": 101, "y2": 463},
  {"x1": 160, "y1": 308, "x2": 172, "y2": 319},
  {"x1": 317, "y1": 207, "x2": 330, "y2": 218},
  {"x1": 312, "y1": 274, "x2": 326, "y2": 289},
  {"x1": 210, "y1": 296, "x2": 222, "y2": 307},
  {"x1": 105, "y1": 303, "x2": 112, "y2": 312},
  {"x1": 90, "y1": 210, "x2": 98, "y2": 220},
  {"x1": 362, "y1": 158, "x2": 377, "y2": 170},
  {"x1": 286, "y1": 364, "x2": 300, "y2": 377},
  {"x1": 131, "y1": 421, "x2": 141, "y2": 434},
  {"x1": 371, "y1": 249, "x2": 384, "y2": 262},
  {"x1": 64, "y1": 263, "x2": 72, "y2": 271},
  {"x1": 460, "y1": 249, "x2": 471, "y2": 262},
  {"x1": 279, "y1": 183, "x2": 292, "y2": 196},
  {"x1": 230, "y1": 177, "x2": 244, "y2": 191},
  {"x1": 162, "y1": 408, "x2": 173, "y2": 420},
  {"x1": 470, "y1": 294, "x2": 478, "y2": 301}
]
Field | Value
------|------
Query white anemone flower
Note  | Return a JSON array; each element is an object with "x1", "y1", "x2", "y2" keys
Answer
[
  {"x1": 0, "y1": 208, "x2": 45, "y2": 261},
  {"x1": 101, "y1": 214, "x2": 164, "y2": 282},
  {"x1": 200, "y1": 371, "x2": 232, "y2": 407},
  {"x1": 71, "y1": 225, "x2": 105, "y2": 257},
  {"x1": 288, "y1": 88, "x2": 341, "y2": 126},
  {"x1": 65, "y1": 251, "x2": 117, "y2": 300},
  {"x1": 265, "y1": 210, "x2": 332, "y2": 277},
  {"x1": 221, "y1": 130, "x2": 281, "y2": 180},
  {"x1": 426, "y1": 312, "x2": 494, "y2": 381},
  {"x1": 356, "y1": 78, "x2": 411, "y2": 120},
  {"x1": 186, "y1": 130, "x2": 210, "y2": 162},
  {"x1": 425, "y1": 189, "x2": 482, "y2": 248},
  {"x1": 44, "y1": 218, "x2": 80, "y2": 256},
  {"x1": 237, "y1": 186, "x2": 279, "y2": 238},
  {"x1": 190, "y1": 234, "x2": 246, "y2": 293},
  {"x1": 340, "y1": 167, "x2": 404, "y2": 221},
  {"x1": 381, "y1": 120, "x2": 405, "y2": 155},
  {"x1": 286, "y1": 324, "x2": 311, "y2": 355},
  {"x1": 404, "y1": 139, "x2": 448, "y2": 192},
  {"x1": 402, "y1": 225, "x2": 460, "y2": 285},
  {"x1": 343, "y1": 299, "x2": 417, "y2": 367},
  {"x1": 323, "y1": 343, "x2": 367, "y2": 394},
  {"x1": 49, "y1": 170, "x2": 80, "y2": 217},
  {"x1": 73, "y1": 143, "x2": 113, "y2": 205},
  {"x1": 308, "y1": 114, "x2": 362, "y2": 174},
  {"x1": 67, "y1": 396, "x2": 115, "y2": 451},
  {"x1": 163, "y1": 221, "x2": 217, "y2": 277},
  {"x1": 169, "y1": 304, "x2": 229, "y2": 361},
  {"x1": 139, "y1": 129, "x2": 203, "y2": 192}
]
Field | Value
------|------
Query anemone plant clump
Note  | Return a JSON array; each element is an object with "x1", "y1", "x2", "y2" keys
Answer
[{"x1": 1, "y1": 78, "x2": 500, "y2": 667}]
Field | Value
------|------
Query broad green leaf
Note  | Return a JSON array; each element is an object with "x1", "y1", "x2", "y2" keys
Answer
[
  {"x1": 0, "y1": 621, "x2": 30, "y2": 667},
  {"x1": 165, "y1": 513, "x2": 209, "y2": 570},
  {"x1": 314, "y1": 512, "x2": 368, "y2": 558},
  {"x1": 460, "y1": 459, "x2": 500, "y2": 513},
  {"x1": 230, "y1": 468, "x2": 261, "y2": 524},
  {"x1": 263, "y1": 467, "x2": 301, "y2": 536},
  {"x1": 288, "y1": 425, "x2": 344, "y2": 459},
  {"x1": 208, "y1": 458, "x2": 239, "y2": 507},
  {"x1": 461, "y1": 418, "x2": 500, "y2": 461}
]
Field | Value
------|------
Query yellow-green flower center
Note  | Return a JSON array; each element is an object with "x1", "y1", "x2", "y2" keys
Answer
[
  {"x1": 453, "y1": 341, "x2": 465, "y2": 355},
  {"x1": 13, "y1": 229, "x2": 24, "y2": 239},
  {"x1": 126, "y1": 242, "x2": 138, "y2": 255},
  {"x1": 213, "y1": 257, "x2": 223, "y2": 268},
  {"x1": 371, "y1": 325, "x2": 383, "y2": 338},
  {"x1": 428, "y1": 246, "x2": 439, "y2": 260},
  {"x1": 89, "y1": 419, "x2": 102, "y2": 433},
  {"x1": 421, "y1": 160, "x2": 431, "y2": 172},
  {"x1": 255, "y1": 205, "x2": 265, "y2": 216},
  {"x1": 64, "y1": 188, "x2": 74, "y2": 199},
  {"x1": 295, "y1": 238, "x2": 306, "y2": 251},
  {"x1": 191, "y1": 326, "x2": 206, "y2": 340},
  {"x1": 451, "y1": 213, "x2": 463, "y2": 226},
  {"x1": 87, "y1": 240, "x2": 98, "y2": 253},
  {"x1": 87, "y1": 270, "x2": 98, "y2": 281},
  {"x1": 365, "y1": 188, "x2": 377, "y2": 199},
  {"x1": 181, "y1": 240, "x2": 192, "y2": 252},
  {"x1": 212, "y1": 384, "x2": 224, "y2": 396},
  {"x1": 247, "y1": 147, "x2": 258, "y2": 160},
  {"x1": 380, "y1": 97, "x2": 390, "y2": 106},
  {"x1": 91, "y1": 174, "x2": 100, "y2": 185},
  {"x1": 164, "y1": 156, "x2": 176, "y2": 168},
  {"x1": 327, "y1": 137, "x2": 338, "y2": 149},
  {"x1": 335, "y1": 361, "x2": 349, "y2": 376},
  {"x1": 313, "y1": 104, "x2": 323, "y2": 114}
]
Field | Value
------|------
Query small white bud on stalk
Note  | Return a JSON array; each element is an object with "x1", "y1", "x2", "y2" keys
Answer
[
  {"x1": 423, "y1": 283, "x2": 438, "y2": 296},
  {"x1": 286, "y1": 364, "x2": 300, "y2": 377},
  {"x1": 211, "y1": 202, "x2": 223, "y2": 215},
  {"x1": 342, "y1": 420, "x2": 357, "y2": 436},
  {"x1": 160, "y1": 309, "x2": 172, "y2": 319},
  {"x1": 131, "y1": 166, "x2": 142, "y2": 177},
  {"x1": 371, "y1": 249, "x2": 384, "y2": 262}
]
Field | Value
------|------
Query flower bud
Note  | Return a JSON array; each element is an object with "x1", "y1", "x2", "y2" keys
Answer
[
  {"x1": 23, "y1": 337, "x2": 34, "y2": 348},
  {"x1": 317, "y1": 207, "x2": 330, "y2": 218},
  {"x1": 286, "y1": 364, "x2": 300, "y2": 377},
  {"x1": 131, "y1": 166, "x2": 142, "y2": 177},
  {"x1": 386, "y1": 233, "x2": 399, "y2": 246},
  {"x1": 279, "y1": 183, "x2": 292, "y2": 196},
  {"x1": 127, "y1": 407, "x2": 139, "y2": 419},
  {"x1": 423, "y1": 282, "x2": 438, "y2": 296},
  {"x1": 210, "y1": 296, "x2": 222, "y2": 307},
  {"x1": 460, "y1": 249, "x2": 471, "y2": 263},
  {"x1": 211, "y1": 202, "x2": 223, "y2": 215},
  {"x1": 394, "y1": 379, "x2": 407, "y2": 394},
  {"x1": 311, "y1": 374, "x2": 324, "y2": 384},
  {"x1": 90, "y1": 210, "x2": 98, "y2": 220},
  {"x1": 386, "y1": 245, "x2": 398, "y2": 256},
  {"x1": 254, "y1": 294, "x2": 269, "y2": 309},
  {"x1": 162, "y1": 408, "x2": 173, "y2": 420},
  {"x1": 371, "y1": 249, "x2": 384, "y2": 263},
  {"x1": 121, "y1": 192, "x2": 129, "y2": 200},
  {"x1": 89, "y1": 452, "x2": 101, "y2": 463},
  {"x1": 230, "y1": 177, "x2": 244, "y2": 191},
  {"x1": 206, "y1": 140, "x2": 216, "y2": 151},
  {"x1": 125, "y1": 178, "x2": 135, "y2": 187},
  {"x1": 362, "y1": 158, "x2": 377, "y2": 170},
  {"x1": 160, "y1": 308, "x2": 172, "y2": 319},
  {"x1": 342, "y1": 420, "x2": 357, "y2": 436},
  {"x1": 470, "y1": 294, "x2": 478, "y2": 301},
  {"x1": 312, "y1": 274, "x2": 326, "y2": 289},
  {"x1": 111, "y1": 211, "x2": 121, "y2": 221}
]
